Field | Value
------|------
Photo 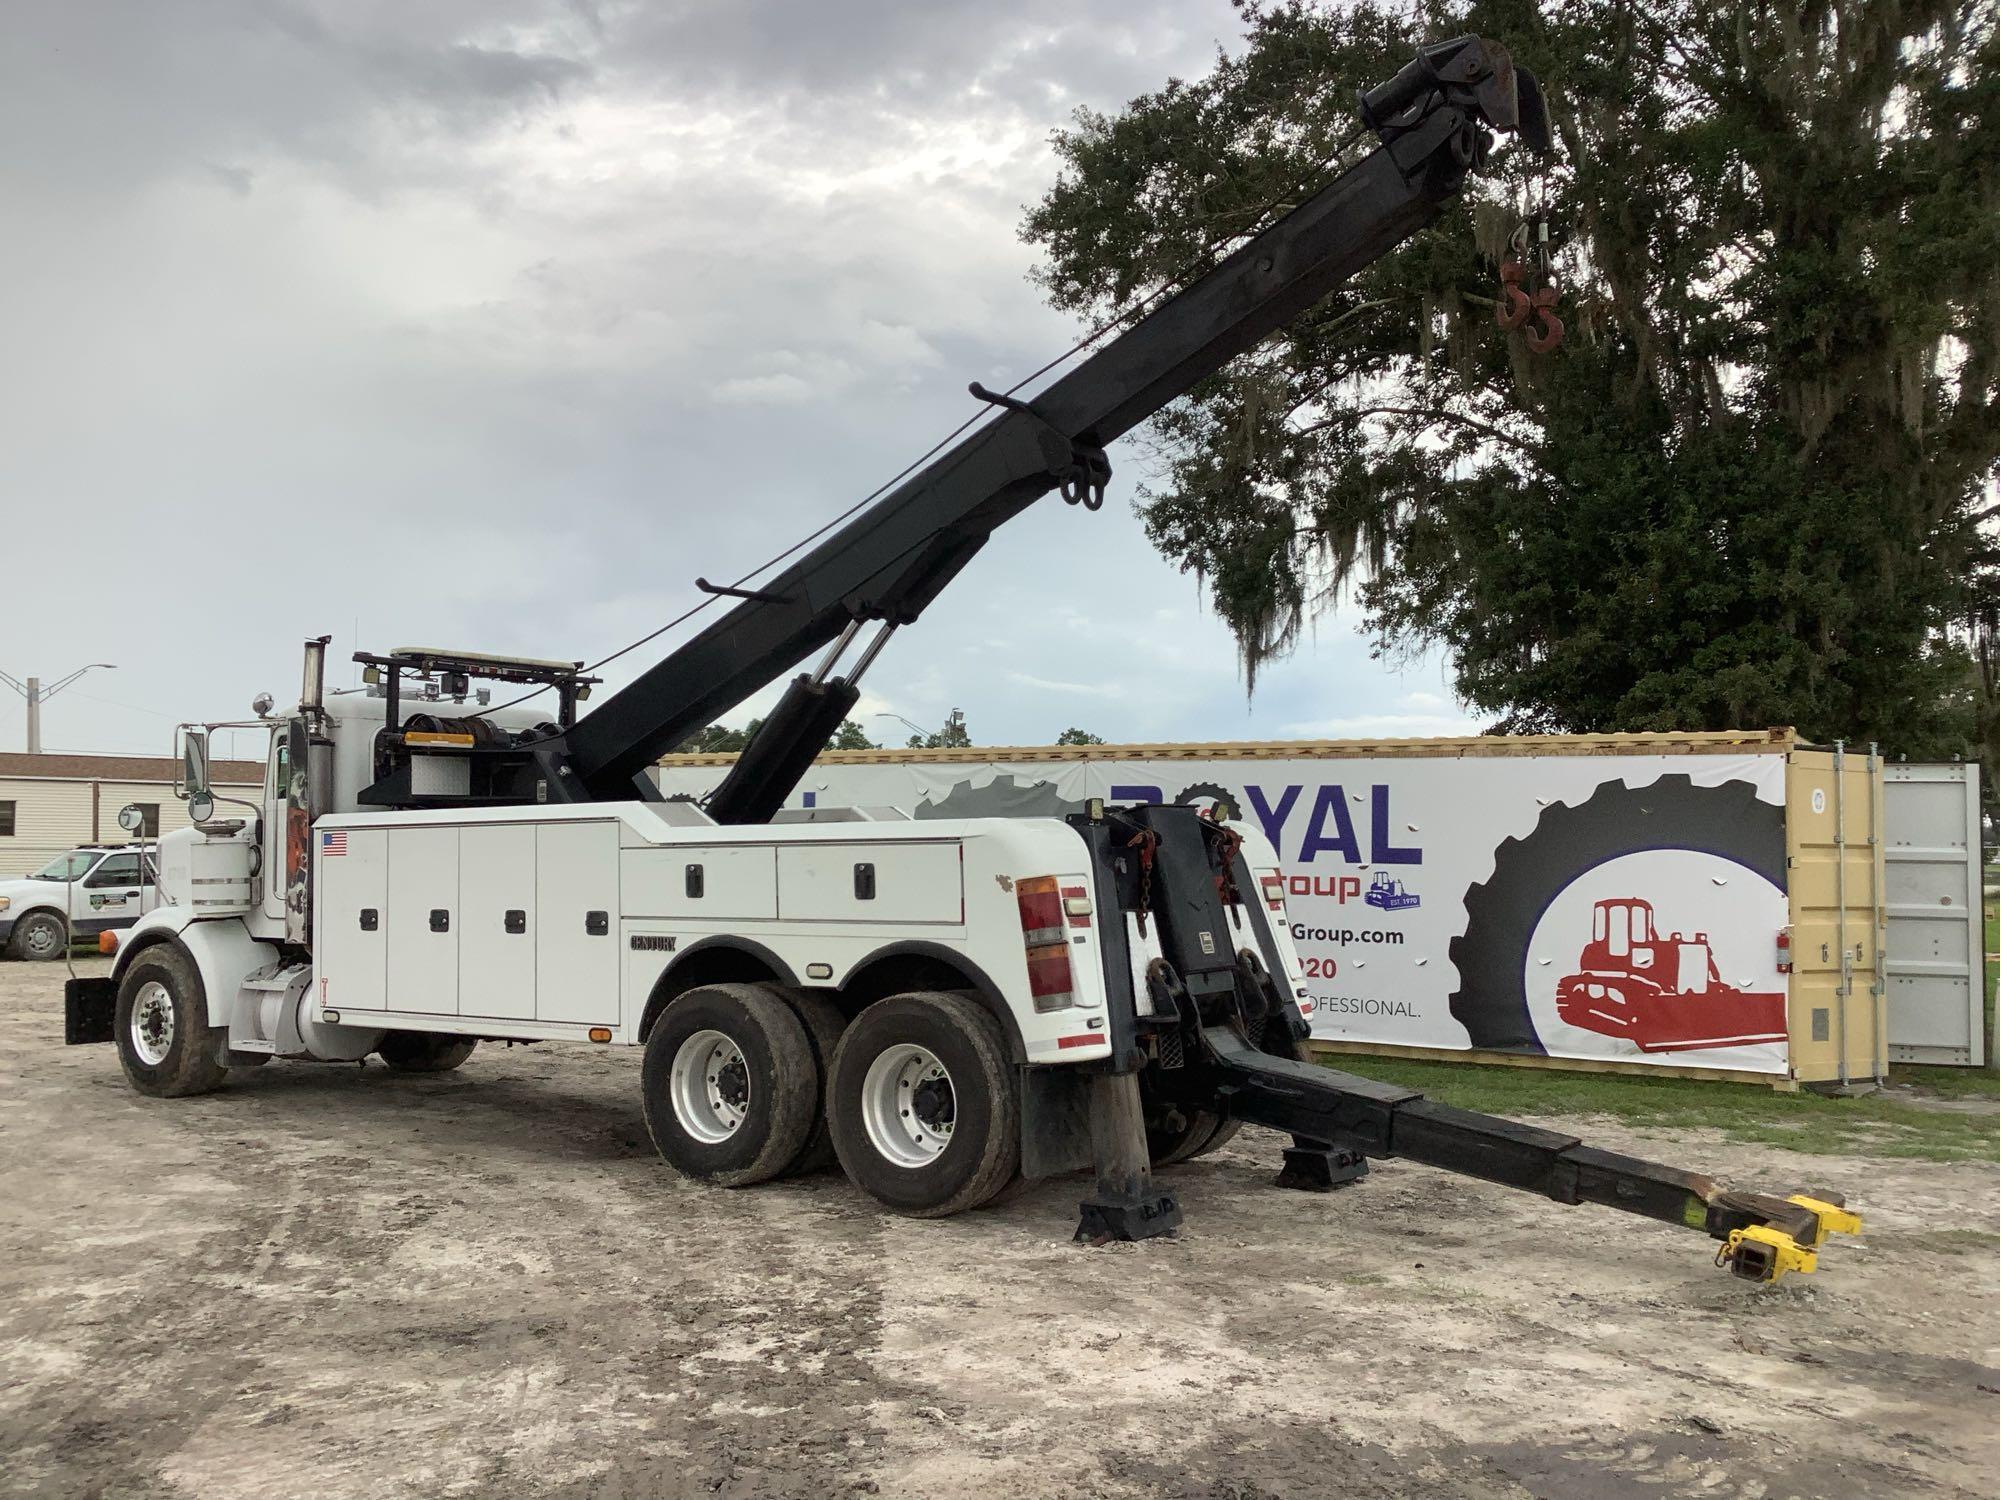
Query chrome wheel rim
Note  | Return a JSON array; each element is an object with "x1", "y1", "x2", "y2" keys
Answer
[
  {"x1": 860, "y1": 1044, "x2": 955, "y2": 1168},
  {"x1": 131, "y1": 980, "x2": 175, "y2": 1066},
  {"x1": 670, "y1": 1029, "x2": 750, "y2": 1144}
]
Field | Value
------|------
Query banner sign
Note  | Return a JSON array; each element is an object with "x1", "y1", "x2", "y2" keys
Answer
[{"x1": 654, "y1": 753, "x2": 1791, "y2": 1074}]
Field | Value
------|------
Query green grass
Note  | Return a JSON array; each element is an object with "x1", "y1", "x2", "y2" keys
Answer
[{"x1": 1322, "y1": 1052, "x2": 1998, "y2": 1164}]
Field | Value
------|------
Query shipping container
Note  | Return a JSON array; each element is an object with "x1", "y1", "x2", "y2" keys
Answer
[{"x1": 658, "y1": 730, "x2": 1892, "y2": 1089}]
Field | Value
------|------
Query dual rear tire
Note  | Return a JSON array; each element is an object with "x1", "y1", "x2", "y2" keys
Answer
[
  {"x1": 825, "y1": 991, "x2": 1020, "y2": 1218},
  {"x1": 1147, "y1": 1107, "x2": 1242, "y2": 1166},
  {"x1": 640, "y1": 985, "x2": 1020, "y2": 1216}
]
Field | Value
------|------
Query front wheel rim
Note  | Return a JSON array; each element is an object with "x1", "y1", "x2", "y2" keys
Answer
[
  {"x1": 670, "y1": 1029, "x2": 750, "y2": 1144},
  {"x1": 860, "y1": 1044, "x2": 956, "y2": 1168},
  {"x1": 131, "y1": 980, "x2": 175, "y2": 1065},
  {"x1": 22, "y1": 919, "x2": 61, "y2": 958}
]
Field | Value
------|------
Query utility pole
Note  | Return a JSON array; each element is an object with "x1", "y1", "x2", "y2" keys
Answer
[{"x1": 0, "y1": 664, "x2": 117, "y2": 753}]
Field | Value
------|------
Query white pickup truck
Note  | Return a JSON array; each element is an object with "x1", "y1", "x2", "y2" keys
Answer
[{"x1": 0, "y1": 844, "x2": 160, "y2": 959}]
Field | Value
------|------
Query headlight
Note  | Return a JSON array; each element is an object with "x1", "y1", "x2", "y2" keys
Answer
[{"x1": 0, "y1": 896, "x2": 11, "y2": 911}]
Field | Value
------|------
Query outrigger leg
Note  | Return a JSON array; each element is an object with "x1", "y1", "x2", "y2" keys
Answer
[{"x1": 1075, "y1": 1070, "x2": 1183, "y2": 1243}]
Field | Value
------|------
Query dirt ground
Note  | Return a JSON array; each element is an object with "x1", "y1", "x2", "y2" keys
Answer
[{"x1": 3, "y1": 958, "x2": 1995, "y2": 1500}]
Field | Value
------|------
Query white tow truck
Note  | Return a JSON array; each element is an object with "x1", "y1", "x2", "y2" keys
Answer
[{"x1": 65, "y1": 40, "x2": 1859, "y2": 1278}]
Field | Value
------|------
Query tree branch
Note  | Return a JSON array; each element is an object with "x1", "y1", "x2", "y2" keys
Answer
[{"x1": 1290, "y1": 405, "x2": 1552, "y2": 468}]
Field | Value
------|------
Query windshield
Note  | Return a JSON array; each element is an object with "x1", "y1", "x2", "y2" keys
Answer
[{"x1": 31, "y1": 851, "x2": 99, "y2": 881}]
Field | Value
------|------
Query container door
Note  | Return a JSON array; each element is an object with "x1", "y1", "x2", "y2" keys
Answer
[
  {"x1": 459, "y1": 824, "x2": 537, "y2": 1022},
  {"x1": 1884, "y1": 763, "x2": 1986, "y2": 1067},
  {"x1": 316, "y1": 826, "x2": 387, "y2": 1012},
  {"x1": 537, "y1": 821, "x2": 618, "y2": 1025},
  {"x1": 386, "y1": 826, "x2": 459, "y2": 1016}
]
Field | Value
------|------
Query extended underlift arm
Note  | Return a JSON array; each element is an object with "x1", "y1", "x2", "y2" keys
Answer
[
  {"x1": 1100, "y1": 802, "x2": 1861, "y2": 1282},
  {"x1": 1197, "y1": 1027, "x2": 1862, "y2": 1283}
]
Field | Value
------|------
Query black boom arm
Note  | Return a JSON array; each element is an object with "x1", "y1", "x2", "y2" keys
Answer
[{"x1": 438, "y1": 39, "x2": 1550, "y2": 815}]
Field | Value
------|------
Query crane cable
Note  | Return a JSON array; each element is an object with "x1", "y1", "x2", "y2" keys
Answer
[{"x1": 481, "y1": 123, "x2": 1372, "y2": 725}]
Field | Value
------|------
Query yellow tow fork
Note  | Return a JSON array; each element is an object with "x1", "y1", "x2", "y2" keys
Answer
[{"x1": 1718, "y1": 1195, "x2": 1864, "y2": 1284}]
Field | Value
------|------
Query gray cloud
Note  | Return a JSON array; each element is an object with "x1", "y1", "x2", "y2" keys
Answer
[{"x1": 0, "y1": 0, "x2": 1472, "y2": 761}]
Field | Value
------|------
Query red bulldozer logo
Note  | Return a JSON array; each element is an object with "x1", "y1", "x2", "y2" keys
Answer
[{"x1": 1555, "y1": 896, "x2": 1786, "y2": 1053}]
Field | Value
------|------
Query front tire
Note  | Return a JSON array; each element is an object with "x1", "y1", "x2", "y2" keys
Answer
[
  {"x1": 377, "y1": 1032, "x2": 478, "y2": 1073},
  {"x1": 827, "y1": 992, "x2": 1019, "y2": 1218},
  {"x1": 9, "y1": 910, "x2": 68, "y2": 962},
  {"x1": 115, "y1": 945, "x2": 229, "y2": 1098},
  {"x1": 642, "y1": 983, "x2": 817, "y2": 1187}
]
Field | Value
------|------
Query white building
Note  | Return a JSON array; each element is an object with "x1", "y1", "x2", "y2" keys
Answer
[{"x1": 0, "y1": 752, "x2": 263, "y2": 877}]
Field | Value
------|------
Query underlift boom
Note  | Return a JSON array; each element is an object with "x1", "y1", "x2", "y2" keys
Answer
[{"x1": 1076, "y1": 804, "x2": 1858, "y2": 1283}]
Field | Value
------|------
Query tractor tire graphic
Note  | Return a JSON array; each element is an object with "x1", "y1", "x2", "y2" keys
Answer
[
  {"x1": 1448, "y1": 775, "x2": 1784, "y2": 1054},
  {"x1": 1174, "y1": 781, "x2": 1243, "y2": 821}
]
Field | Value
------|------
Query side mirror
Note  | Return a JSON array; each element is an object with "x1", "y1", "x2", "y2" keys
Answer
[
  {"x1": 179, "y1": 727, "x2": 210, "y2": 802},
  {"x1": 117, "y1": 804, "x2": 146, "y2": 833},
  {"x1": 189, "y1": 792, "x2": 216, "y2": 824}
]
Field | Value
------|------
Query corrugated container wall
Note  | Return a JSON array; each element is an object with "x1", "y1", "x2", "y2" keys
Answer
[{"x1": 658, "y1": 730, "x2": 1905, "y2": 1090}]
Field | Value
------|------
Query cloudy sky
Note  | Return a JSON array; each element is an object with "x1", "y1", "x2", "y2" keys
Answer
[{"x1": 2, "y1": 0, "x2": 1476, "y2": 763}]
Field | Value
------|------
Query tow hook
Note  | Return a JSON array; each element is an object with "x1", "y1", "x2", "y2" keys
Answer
[
  {"x1": 1494, "y1": 261, "x2": 1533, "y2": 330},
  {"x1": 1496, "y1": 221, "x2": 1565, "y2": 354},
  {"x1": 1525, "y1": 286, "x2": 1565, "y2": 353}
]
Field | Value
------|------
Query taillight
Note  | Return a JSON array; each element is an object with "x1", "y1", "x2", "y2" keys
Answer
[
  {"x1": 1260, "y1": 872, "x2": 1286, "y2": 912},
  {"x1": 1017, "y1": 875, "x2": 1075, "y2": 1012}
]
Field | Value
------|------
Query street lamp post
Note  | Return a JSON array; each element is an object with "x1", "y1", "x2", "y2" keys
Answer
[
  {"x1": 0, "y1": 664, "x2": 117, "y2": 753},
  {"x1": 873, "y1": 712, "x2": 929, "y2": 742}
]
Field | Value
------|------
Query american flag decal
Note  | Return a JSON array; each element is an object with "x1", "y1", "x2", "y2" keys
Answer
[{"x1": 322, "y1": 830, "x2": 347, "y2": 856}]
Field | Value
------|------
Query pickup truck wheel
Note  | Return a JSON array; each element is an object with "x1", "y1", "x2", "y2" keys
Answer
[
  {"x1": 377, "y1": 1032, "x2": 478, "y2": 1073},
  {"x1": 9, "y1": 910, "x2": 68, "y2": 962},
  {"x1": 642, "y1": 983, "x2": 816, "y2": 1188},
  {"x1": 115, "y1": 946, "x2": 229, "y2": 1097},
  {"x1": 828, "y1": 991, "x2": 1019, "y2": 1218}
]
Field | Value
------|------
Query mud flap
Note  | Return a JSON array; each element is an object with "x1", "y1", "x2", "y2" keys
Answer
[
  {"x1": 65, "y1": 977, "x2": 116, "y2": 1044},
  {"x1": 1021, "y1": 1065, "x2": 1093, "y2": 1182}
]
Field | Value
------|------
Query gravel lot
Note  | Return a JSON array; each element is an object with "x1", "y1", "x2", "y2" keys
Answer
[{"x1": 4, "y1": 956, "x2": 1995, "y2": 1499}]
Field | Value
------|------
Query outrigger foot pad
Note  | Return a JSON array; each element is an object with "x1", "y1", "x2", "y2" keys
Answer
[
  {"x1": 1276, "y1": 1144, "x2": 1370, "y2": 1193},
  {"x1": 1075, "y1": 1190, "x2": 1183, "y2": 1244}
]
